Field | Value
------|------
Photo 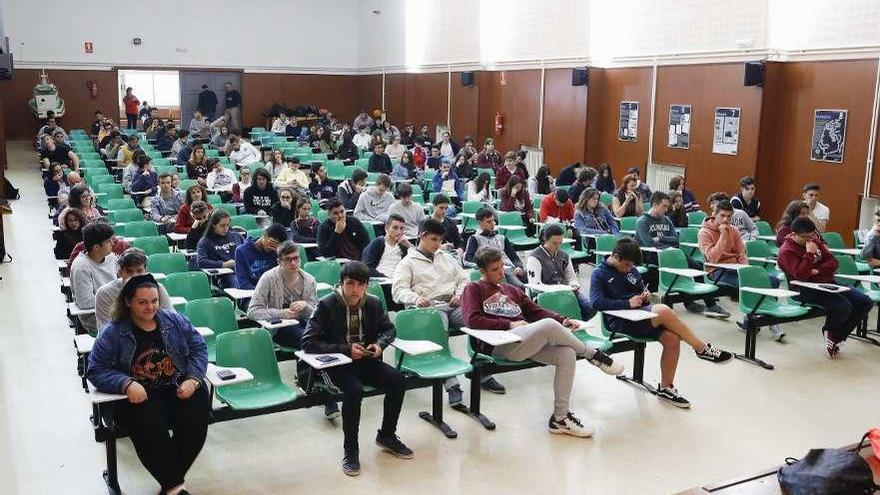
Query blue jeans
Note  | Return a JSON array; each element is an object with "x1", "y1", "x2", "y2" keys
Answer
[
  {"x1": 575, "y1": 289, "x2": 597, "y2": 321},
  {"x1": 795, "y1": 287, "x2": 873, "y2": 342}
]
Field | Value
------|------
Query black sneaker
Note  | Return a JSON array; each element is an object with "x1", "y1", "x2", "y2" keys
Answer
[
  {"x1": 703, "y1": 303, "x2": 731, "y2": 319},
  {"x1": 587, "y1": 349, "x2": 625, "y2": 375},
  {"x1": 684, "y1": 301, "x2": 705, "y2": 313},
  {"x1": 548, "y1": 412, "x2": 594, "y2": 437},
  {"x1": 657, "y1": 385, "x2": 691, "y2": 409},
  {"x1": 342, "y1": 450, "x2": 360, "y2": 476},
  {"x1": 376, "y1": 433, "x2": 414, "y2": 459},
  {"x1": 695, "y1": 343, "x2": 733, "y2": 364},
  {"x1": 480, "y1": 377, "x2": 506, "y2": 394},
  {"x1": 447, "y1": 384, "x2": 464, "y2": 405},
  {"x1": 324, "y1": 401, "x2": 340, "y2": 420}
]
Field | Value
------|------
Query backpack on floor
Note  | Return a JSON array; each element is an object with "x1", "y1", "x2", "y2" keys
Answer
[
  {"x1": 2, "y1": 177, "x2": 19, "y2": 200},
  {"x1": 778, "y1": 431, "x2": 880, "y2": 494}
]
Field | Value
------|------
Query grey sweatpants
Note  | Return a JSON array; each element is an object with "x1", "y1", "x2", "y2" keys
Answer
[{"x1": 492, "y1": 318, "x2": 596, "y2": 418}]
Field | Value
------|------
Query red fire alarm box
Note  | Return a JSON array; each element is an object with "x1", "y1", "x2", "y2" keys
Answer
[{"x1": 84, "y1": 42, "x2": 93, "y2": 54}]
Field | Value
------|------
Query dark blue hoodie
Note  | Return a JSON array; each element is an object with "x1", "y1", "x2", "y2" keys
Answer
[
  {"x1": 196, "y1": 231, "x2": 244, "y2": 269},
  {"x1": 589, "y1": 259, "x2": 648, "y2": 312},
  {"x1": 233, "y1": 237, "x2": 278, "y2": 290}
]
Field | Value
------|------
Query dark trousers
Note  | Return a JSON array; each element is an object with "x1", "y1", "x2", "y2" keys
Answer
[
  {"x1": 324, "y1": 358, "x2": 406, "y2": 452},
  {"x1": 274, "y1": 322, "x2": 306, "y2": 348},
  {"x1": 795, "y1": 287, "x2": 873, "y2": 342},
  {"x1": 574, "y1": 288, "x2": 598, "y2": 321},
  {"x1": 686, "y1": 256, "x2": 719, "y2": 306},
  {"x1": 126, "y1": 113, "x2": 138, "y2": 130},
  {"x1": 708, "y1": 268, "x2": 780, "y2": 289},
  {"x1": 115, "y1": 386, "x2": 210, "y2": 491}
]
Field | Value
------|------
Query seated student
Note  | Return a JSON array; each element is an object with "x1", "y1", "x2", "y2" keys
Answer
[
  {"x1": 669, "y1": 175, "x2": 700, "y2": 213},
  {"x1": 475, "y1": 137, "x2": 503, "y2": 169},
  {"x1": 66, "y1": 218, "x2": 132, "y2": 270},
  {"x1": 354, "y1": 173, "x2": 395, "y2": 224},
  {"x1": 430, "y1": 193, "x2": 463, "y2": 251},
  {"x1": 151, "y1": 173, "x2": 185, "y2": 228},
  {"x1": 196, "y1": 209, "x2": 244, "y2": 289},
  {"x1": 156, "y1": 123, "x2": 177, "y2": 152},
  {"x1": 385, "y1": 135, "x2": 406, "y2": 162},
  {"x1": 778, "y1": 217, "x2": 872, "y2": 358},
  {"x1": 391, "y1": 151, "x2": 422, "y2": 185},
  {"x1": 309, "y1": 163, "x2": 338, "y2": 205},
  {"x1": 556, "y1": 162, "x2": 582, "y2": 187},
  {"x1": 274, "y1": 156, "x2": 311, "y2": 192},
  {"x1": 462, "y1": 246, "x2": 622, "y2": 437},
  {"x1": 387, "y1": 183, "x2": 425, "y2": 238},
  {"x1": 71, "y1": 222, "x2": 120, "y2": 334},
  {"x1": 185, "y1": 146, "x2": 210, "y2": 187},
  {"x1": 302, "y1": 261, "x2": 414, "y2": 476},
  {"x1": 426, "y1": 145, "x2": 443, "y2": 169},
  {"x1": 527, "y1": 224, "x2": 596, "y2": 321},
  {"x1": 206, "y1": 159, "x2": 237, "y2": 201},
  {"x1": 367, "y1": 142, "x2": 393, "y2": 175},
  {"x1": 635, "y1": 191, "x2": 731, "y2": 319},
  {"x1": 337, "y1": 168, "x2": 368, "y2": 211},
  {"x1": 117, "y1": 134, "x2": 142, "y2": 169},
  {"x1": 499, "y1": 175, "x2": 536, "y2": 236},
  {"x1": 466, "y1": 172, "x2": 494, "y2": 205},
  {"x1": 43, "y1": 163, "x2": 65, "y2": 210},
  {"x1": 392, "y1": 218, "x2": 506, "y2": 400},
  {"x1": 291, "y1": 198, "x2": 320, "y2": 243},
  {"x1": 271, "y1": 112, "x2": 288, "y2": 134},
  {"x1": 188, "y1": 109, "x2": 210, "y2": 138},
  {"x1": 464, "y1": 207, "x2": 528, "y2": 290},
  {"x1": 573, "y1": 187, "x2": 619, "y2": 236},
  {"x1": 88, "y1": 274, "x2": 209, "y2": 495},
  {"x1": 706, "y1": 192, "x2": 758, "y2": 241},
  {"x1": 567, "y1": 168, "x2": 596, "y2": 207},
  {"x1": 103, "y1": 132, "x2": 125, "y2": 162},
  {"x1": 432, "y1": 162, "x2": 463, "y2": 201},
  {"x1": 173, "y1": 131, "x2": 193, "y2": 165},
  {"x1": 802, "y1": 183, "x2": 830, "y2": 232},
  {"x1": 175, "y1": 184, "x2": 211, "y2": 234},
  {"x1": 94, "y1": 248, "x2": 173, "y2": 332},
  {"x1": 539, "y1": 188, "x2": 574, "y2": 223},
  {"x1": 453, "y1": 150, "x2": 475, "y2": 182},
  {"x1": 590, "y1": 237, "x2": 733, "y2": 408},
  {"x1": 270, "y1": 188, "x2": 297, "y2": 226},
  {"x1": 861, "y1": 208, "x2": 880, "y2": 268},
  {"x1": 775, "y1": 200, "x2": 810, "y2": 246},
  {"x1": 244, "y1": 168, "x2": 280, "y2": 216},
  {"x1": 626, "y1": 167, "x2": 652, "y2": 202},
  {"x1": 184, "y1": 201, "x2": 211, "y2": 251},
  {"x1": 317, "y1": 199, "x2": 371, "y2": 260},
  {"x1": 130, "y1": 155, "x2": 159, "y2": 205},
  {"x1": 55, "y1": 208, "x2": 86, "y2": 260},
  {"x1": 40, "y1": 135, "x2": 79, "y2": 172},
  {"x1": 58, "y1": 185, "x2": 104, "y2": 229},
  {"x1": 698, "y1": 199, "x2": 784, "y2": 341},
  {"x1": 336, "y1": 131, "x2": 360, "y2": 165},
  {"x1": 234, "y1": 224, "x2": 288, "y2": 290},
  {"x1": 228, "y1": 136, "x2": 261, "y2": 169},
  {"x1": 231, "y1": 166, "x2": 251, "y2": 203},
  {"x1": 411, "y1": 139, "x2": 427, "y2": 169},
  {"x1": 666, "y1": 191, "x2": 689, "y2": 228},
  {"x1": 265, "y1": 149, "x2": 286, "y2": 179},
  {"x1": 495, "y1": 152, "x2": 527, "y2": 192},
  {"x1": 363, "y1": 214, "x2": 411, "y2": 277},
  {"x1": 731, "y1": 176, "x2": 762, "y2": 220},
  {"x1": 611, "y1": 174, "x2": 644, "y2": 218}
]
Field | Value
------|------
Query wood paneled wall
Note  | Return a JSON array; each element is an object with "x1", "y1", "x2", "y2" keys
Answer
[
  {"x1": 241, "y1": 73, "x2": 360, "y2": 128},
  {"x1": 542, "y1": 68, "x2": 588, "y2": 171}
]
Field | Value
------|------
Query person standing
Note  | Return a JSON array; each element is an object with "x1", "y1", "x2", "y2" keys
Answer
[
  {"x1": 122, "y1": 87, "x2": 140, "y2": 130},
  {"x1": 197, "y1": 84, "x2": 218, "y2": 121},
  {"x1": 223, "y1": 82, "x2": 242, "y2": 134}
]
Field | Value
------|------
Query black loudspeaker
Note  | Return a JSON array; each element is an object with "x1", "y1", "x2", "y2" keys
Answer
[
  {"x1": 572, "y1": 67, "x2": 588, "y2": 86},
  {"x1": 461, "y1": 71, "x2": 475, "y2": 86},
  {"x1": 744, "y1": 61, "x2": 764, "y2": 87}
]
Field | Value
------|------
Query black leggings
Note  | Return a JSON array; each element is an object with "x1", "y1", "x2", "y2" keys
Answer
[
  {"x1": 115, "y1": 386, "x2": 210, "y2": 491},
  {"x1": 126, "y1": 113, "x2": 138, "y2": 130}
]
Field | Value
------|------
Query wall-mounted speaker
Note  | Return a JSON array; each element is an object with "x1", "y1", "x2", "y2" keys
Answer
[
  {"x1": 572, "y1": 67, "x2": 588, "y2": 86},
  {"x1": 744, "y1": 61, "x2": 764, "y2": 87},
  {"x1": 461, "y1": 71, "x2": 475, "y2": 86}
]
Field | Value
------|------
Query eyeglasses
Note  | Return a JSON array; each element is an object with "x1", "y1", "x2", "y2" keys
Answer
[{"x1": 280, "y1": 256, "x2": 300, "y2": 264}]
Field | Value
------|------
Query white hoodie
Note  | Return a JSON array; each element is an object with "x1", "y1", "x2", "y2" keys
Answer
[{"x1": 391, "y1": 248, "x2": 468, "y2": 306}]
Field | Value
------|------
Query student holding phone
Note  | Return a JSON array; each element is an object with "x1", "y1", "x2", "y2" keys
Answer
[{"x1": 302, "y1": 261, "x2": 413, "y2": 477}]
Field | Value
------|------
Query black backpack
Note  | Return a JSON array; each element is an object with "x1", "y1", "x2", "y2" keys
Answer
[
  {"x1": 778, "y1": 432, "x2": 880, "y2": 494},
  {"x1": 2, "y1": 177, "x2": 19, "y2": 200}
]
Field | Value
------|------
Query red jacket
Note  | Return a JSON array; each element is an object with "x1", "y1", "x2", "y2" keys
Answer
[
  {"x1": 777, "y1": 236, "x2": 838, "y2": 283},
  {"x1": 461, "y1": 279, "x2": 564, "y2": 330},
  {"x1": 495, "y1": 165, "x2": 527, "y2": 191},
  {"x1": 499, "y1": 188, "x2": 533, "y2": 221},
  {"x1": 412, "y1": 147, "x2": 427, "y2": 169},
  {"x1": 539, "y1": 193, "x2": 574, "y2": 222},
  {"x1": 123, "y1": 95, "x2": 140, "y2": 115}
]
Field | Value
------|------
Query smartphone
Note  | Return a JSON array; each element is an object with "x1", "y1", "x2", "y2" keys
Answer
[
  {"x1": 207, "y1": 268, "x2": 219, "y2": 274},
  {"x1": 216, "y1": 369, "x2": 236, "y2": 381},
  {"x1": 316, "y1": 355, "x2": 339, "y2": 363},
  {"x1": 819, "y1": 284, "x2": 840, "y2": 291},
  {"x1": 268, "y1": 317, "x2": 283, "y2": 325}
]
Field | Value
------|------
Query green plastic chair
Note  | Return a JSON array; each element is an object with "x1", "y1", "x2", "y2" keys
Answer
[
  {"x1": 599, "y1": 192, "x2": 613, "y2": 207},
  {"x1": 823, "y1": 232, "x2": 844, "y2": 249},
  {"x1": 180, "y1": 179, "x2": 198, "y2": 190},
  {"x1": 96, "y1": 183, "x2": 123, "y2": 200},
  {"x1": 834, "y1": 255, "x2": 880, "y2": 302},
  {"x1": 215, "y1": 329, "x2": 299, "y2": 409},
  {"x1": 216, "y1": 203, "x2": 238, "y2": 216},
  {"x1": 497, "y1": 211, "x2": 539, "y2": 249},
  {"x1": 755, "y1": 221, "x2": 773, "y2": 236},
  {"x1": 185, "y1": 297, "x2": 239, "y2": 362},
  {"x1": 394, "y1": 308, "x2": 472, "y2": 379},
  {"x1": 206, "y1": 194, "x2": 223, "y2": 205},
  {"x1": 469, "y1": 269, "x2": 482, "y2": 282},
  {"x1": 678, "y1": 227, "x2": 704, "y2": 264},
  {"x1": 316, "y1": 209, "x2": 329, "y2": 224},
  {"x1": 123, "y1": 221, "x2": 159, "y2": 238},
  {"x1": 155, "y1": 165, "x2": 177, "y2": 176},
  {"x1": 460, "y1": 201, "x2": 483, "y2": 232},
  {"x1": 536, "y1": 291, "x2": 613, "y2": 351},
  {"x1": 230, "y1": 215, "x2": 259, "y2": 230},
  {"x1": 658, "y1": 248, "x2": 718, "y2": 298},
  {"x1": 744, "y1": 240, "x2": 785, "y2": 282},
  {"x1": 687, "y1": 211, "x2": 707, "y2": 226},
  {"x1": 164, "y1": 272, "x2": 212, "y2": 300},
  {"x1": 108, "y1": 208, "x2": 145, "y2": 224},
  {"x1": 597, "y1": 311, "x2": 658, "y2": 344},
  {"x1": 87, "y1": 174, "x2": 115, "y2": 189},
  {"x1": 738, "y1": 266, "x2": 808, "y2": 319},
  {"x1": 303, "y1": 260, "x2": 341, "y2": 286},
  {"x1": 106, "y1": 198, "x2": 137, "y2": 211},
  {"x1": 325, "y1": 160, "x2": 347, "y2": 181},
  {"x1": 147, "y1": 253, "x2": 188, "y2": 276},
  {"x1": 619, "y1": 216, "x2": 637, "y2": 235},
  {"x1": 132, "y1": 235, "x2": 170, "y2": 255},
  {"x1": 354, "y1": 158, "x2": 369, "y2": 170},
  {"x1": 367, "y1": 282, "x2": 388, "y2": 311},
  {"x1": 422, "y1": 170, "x2": 437, "y2": 183}
]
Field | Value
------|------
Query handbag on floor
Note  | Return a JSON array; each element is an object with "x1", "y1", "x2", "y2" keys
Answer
[{"x1": 778, "y1": 431, "x2": 880, "y2": 494}]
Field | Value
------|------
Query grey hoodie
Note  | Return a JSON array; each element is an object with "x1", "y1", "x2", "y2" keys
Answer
[
  {"x1": 246, "y1": 266, "x2": 318, "y2": 322},
  {"x1": 353, "y1": 187, "x2": 395, "y2": 223}
]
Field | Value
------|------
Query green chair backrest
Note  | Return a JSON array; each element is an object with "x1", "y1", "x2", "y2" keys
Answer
[
  {"x1": 599, "y1": 192, "x2": 613, "y2": 207},
  {"x1": 147, "y1": 253, "x2": 188, "y2": 275},
  {"x1": 123, "y1": 220, "x2": 159, "y2": 238},
  {"x1": 737, "y1": 265, "x2": 781, "y2": 314},
  {"x1": 687, "y1": 211, "x2": 707, "y2": 226},
  {"x1": 164, "y1": 272, "x2": 212, "y2": 300},
  {"x1": 422, "y1": 170, "x2": 437, "y2": 183},
  {"x1": 354, "y1": 158, "x2": 369, "y2": 169},
  {"x1": 317, "y1": 209, "x2": 329, "y2": 223},
  {"x1": 755, "y1": 221, "x2": 773, "y2": 236},
  {"x1": 303, "y1": 260, "x2": 341, "y2": 286},
  {"x1": 88, "y1": 174, "x2": 116, "y2": 188},
  {"x1": 476, "y1": 167, "x2": 495, "y2": 178},
  {"x1": 823, "y1": 232, "x2": 845, "y2": 249},
  {"x1": 469, "y1": 269, "x2": 482, "y2": 281},
  {"x1": 131, "y1": 235, "x2": 170, "y2": 255},
  {"x1": 745, "y1": 240, "x2": 771, "y2": 259},
  {"x1": 155, "y1": 165, "x2": 177, "y2": 176},
  {"x1": 180, "y1": 179, "x2": 198, "y2": 190},
  {"x1": 247, "y1": 228, "x2": 264, "y2": 239},
  {"x1": 394, "y1": 308, "x2": 452, "y2": 361},
  {"x1": 833, "y1": 255, "x2": 859, "y2": 287},
  {"x1": 106, "y1": 198, "x2": 137, "y2": 211},
  {"x1": 206, "y1": 194, "x2": 223, "y2": 205},
  {"x1": 536, "y1": 290, "x2": 580, "y2": 319},
  {"x1": 108, "y1": 208, "x2": 145, "y2": 224},
  {"x1": 367, "y1": 282, "x2": 388, "y2": 311},
  {"x1": 497, "y1": 211, "x2": 532, "y2": 242},
  {"x1": 216, "y1": 203, "x2": 238, "y2": 216},
  {"x1": 96, "y1": 183, "x2": 123, "y2": 199},
  {"x1": 678, "y1": 227, "x2": 699, "y2": 244},
  {"x1": 658, "y1": 248, "x2": 698, "y2": 293},
  {"x1": 215, "y1": 328, "x2": 285, "y2": 389},
  {"x1": 619, "y1": 216, "x2": 637, "y2": 232},
  {"x1": 185, "y1": 297, "x2": 239, "y2": 337},
  {"x1": 230, "y1": 214, "x2": 259, "y2": 230}
]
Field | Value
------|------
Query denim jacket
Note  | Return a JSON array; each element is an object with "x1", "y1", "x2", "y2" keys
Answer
[{"x1": 88, "y1": 309, "x2": 208, "y2": 394}]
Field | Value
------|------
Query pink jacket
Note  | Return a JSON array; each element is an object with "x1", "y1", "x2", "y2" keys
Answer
[{"x1": 697, "y1": 216, "x2": 747, "y2": 274}]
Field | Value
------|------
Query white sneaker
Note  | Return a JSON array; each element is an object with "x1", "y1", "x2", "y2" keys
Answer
[
  {"x1": 769, "y1": 324, "x2": 785, "y2": 342},
  {"x1": 587, "y1": 349, "x2": 625, "y2": 375},
  {"x1": 548, "y1": 412, "x2": 595, "y2": 438}
]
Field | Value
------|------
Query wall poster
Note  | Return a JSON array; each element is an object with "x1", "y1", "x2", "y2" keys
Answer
[
  {"x1": 712, "y1": 107, "x2": 740, "y2": 155},
  {"x1": 811, "y1": 109, "x2": 847, "y2": 163},
  {"x1": 618, "y1": 101, "x2": 639, "y2": 141},
  {"x1": 667, "y1": 104, "x2": 691, "y2": 149}
]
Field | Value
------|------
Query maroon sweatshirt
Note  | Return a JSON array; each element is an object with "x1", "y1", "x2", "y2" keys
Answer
[
  {"x1": 461, "y1": 279, "x2": 565, "y2": 330},
  {"x1": 777, "y1": 236, "x2": 838, "y2": 283}
]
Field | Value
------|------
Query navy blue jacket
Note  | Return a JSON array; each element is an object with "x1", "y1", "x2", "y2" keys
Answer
[{"x1": 362, "y1": 237, "x2": 409, "y2": 277}]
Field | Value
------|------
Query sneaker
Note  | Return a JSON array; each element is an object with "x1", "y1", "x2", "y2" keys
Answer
[
  {"x1": 769, "y1": 324, "x2": 785, "y2": 342},
  {"x1": 736, "y1": 320, "x2": 762, "y2": 334},
  {"x1": 548, "y1": 412, "x2": 595, "y2": 438},
  {"x1": 342, "y1": 450, "x2": 360, "y2": 476},
  {"x1": 824, "y1": 331, "x2": 839, "y2": 359},
  {"x1": 587, "y1": 349, "x2": 625, "y2": 375},
  {"x1": 703, "y1": 303, "x2": 731, "y2": 319},
  {"x1": 657, "y1": 385, "x2": 691, "y2": 408},
  {"x1": 684, "y1": 301, "x2": 706, "y2": 314},
  {"x1": 376, "y1": 433, "x2": 415, "y2": 459},
  {"x1": 480, "y1": 377, "x2": 507, "y2": 394},
  {"x1": 324, "y1": 402, "x2": 340, "y2": 420},
  {"x1": 447, "y1": 384, "x2": 464, "y2": 406},
  {"x1": 695, "y1": 343, "x2": 733, "y2": 364}
]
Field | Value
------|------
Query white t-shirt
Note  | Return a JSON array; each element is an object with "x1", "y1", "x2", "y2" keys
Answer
[
  {"x1": 376, "y1": 242, "x2": 403, "y2": 277},
  {"x1": 811, "y1": 201, "x2": 830, "y2": 231}
]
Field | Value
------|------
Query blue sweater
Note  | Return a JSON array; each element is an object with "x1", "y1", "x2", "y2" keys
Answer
[
  {"x1": 432, "y1": 171, "x2": 464, "y2": 198},
  {"x1": 233, "y1": 237, "x2": 278, "y2": 290},
  {"x1": 196, "y1": 231, "x2": 244, "y2": 269},
  {"x1": 635, "y1": 212, "x2": 678, "y2": 248},
  {"x1": 589, "y1": 261, "x2": 648, "y2": 312},
  {"x1": 574, "y1": 207, "x2": 619, "y2": 236},
  {"x1": 131, "y1": 170, "x2": 158, "y2": 196}
]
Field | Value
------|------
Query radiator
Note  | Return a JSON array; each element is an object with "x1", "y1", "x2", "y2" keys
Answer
[
  {"x1": 520, "y1": 145, "x2": 543, "y2": 177},
  {"x1": 647, "y1": 162, "x2": 686, "y2": 194}
]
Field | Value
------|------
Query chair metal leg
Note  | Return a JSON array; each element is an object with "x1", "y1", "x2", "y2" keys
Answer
[
  {"x1": 103, "y1": 435, "x2": 121, "y2": 495},
  {"x1": 850, "y1": 314, "x2": 880, "y2": 346},
  {"x1": 418, "y1": 382, "x2": 458, "y2": 439},
  {"x1": 615, "y1": 342, "x2": 657, "y2": 394},
  {"x1": 734, "y1": 318, "x2": 774, "y2": 370},
  {"x1": 452, "y1": 365, "x2": 496, "y2": 430}
]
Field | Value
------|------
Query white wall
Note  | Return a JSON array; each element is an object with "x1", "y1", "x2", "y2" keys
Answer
[
  {"x1": 768, "y1": 0, "x2": 880, "y2": 51},
  {"x1": 1, "y1": 0, "x2": 360, "y2": 71}
]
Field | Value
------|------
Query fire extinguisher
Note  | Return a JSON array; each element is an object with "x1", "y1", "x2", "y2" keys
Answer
[
  {"x1": 494, "y1": 112, "x2": 504, "y2": 136},
  {"x1": 86, "y1": 80, "x2": 98, "y2": 99}
]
